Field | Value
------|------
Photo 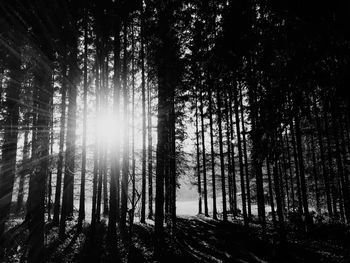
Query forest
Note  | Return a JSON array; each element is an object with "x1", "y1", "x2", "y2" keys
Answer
[{"x1": 1, "y1": 0, "x2": 350, "y2": 262}]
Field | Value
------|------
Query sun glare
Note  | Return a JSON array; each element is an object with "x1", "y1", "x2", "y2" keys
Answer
[{"x1": 95, "y1": 112, "x2": 124, "y2": 147}]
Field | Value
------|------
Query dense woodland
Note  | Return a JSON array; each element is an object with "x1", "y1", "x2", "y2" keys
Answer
[{"x1": 1, "y1": 0, "x2": 350, "y2": 262}]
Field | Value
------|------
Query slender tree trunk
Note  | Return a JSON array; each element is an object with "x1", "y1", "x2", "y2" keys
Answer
[
  {"x1": 228, "y1": 87, "x2": 237, "y2": 215},
  {"x1": 233, "y1": 84, "x2": 247, "y2": 226},
  {"x1": 48, "y1": 88, "x2": 54, "y2": 221},
  {"x1": 59, "y1": 40, "x2": 78, "y2": 237},
  {"x1": 224, "y1": 91, "x2": 234, "y2": 214},
  {"x1": 91, "y1": 56, "x2": 100, "y2": 233},
  {"x1": 294, "y1": 112, "x2": 312, "y2": 230},
  {"x1": 323, "y1": 102, "x2": 338, "y2": 219},
  {"x1": 120, "y1": 19, "x2": 129, "y2": 232},
  {"x1": 208, "y1": 86, "x2": 217, "y2": 219},
  {"x1": 217, "y1": 87, "x2": 227, "y2": 222},
  {"x1": 199, "y1": 85, "x2": 209, "y2": 216},
  {"x1": 108, "y1": 13, "x2": 121, "y2": 236},
  {"x1": 16, "y1": 116, "x2": 30, "y2": 213},
  {"x1": 266, "y1": 156, "x2": 277, "y2": 227},
  {"x1": 331, "y1": 101, "x2": 350, "y2": 222},
  {"x1": 0, "y1": 58, "x2": 21, "y2": 238},
  {"x1": 313, "y1": 94, "x2": 332, "y2": 217},
  {"x1": 290, "y1": 120, "x2": 303, "y2": 217},
  {"x1": 131, "y1": 20, "x2": 136, "y2": 227},
  {"x1": 279, "y1": 132, "x2": 290, "y2": 212},
  {"x1": 141, "y1": 9, "x2": 147, "y2": 223},
  {"x1": 53, "y1": 59, "x2": 67, "y2": 226},
  {"x1": 195, "y1": 88, "x2": 202, "y2": 214},
  {"x1": 147, "y1": 76, "x2": 153, "y2": 219},
  {"x1": 285, "y1": 130, "x2": 295, "y2": 213},
  {"x1": 310, "y1": 133, "x2": 321, "y2": 214},
  {"x1": 239, "y1": 86, "x2": 251, "y2": 219},
  {"x1": 78, "y1": 9, "x2": 88, "y2": 229},
  {"x1": 273, "y1": 153, "x2": 285, "y2": 241},
  {"x1": 27, "y1": 62, "x2": 51, "y2": 263},
  {"x1": 338, "y1": 111, "x2": 350, "y2": 223}
]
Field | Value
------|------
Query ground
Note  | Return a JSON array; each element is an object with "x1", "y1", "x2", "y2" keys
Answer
[{"x1": 1, "y1": 213, "x2": 350, "y2": 263}]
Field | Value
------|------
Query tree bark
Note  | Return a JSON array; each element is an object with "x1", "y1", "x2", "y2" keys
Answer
[
  {"x1": 0, "y1": 57, "x2": 21, "y2": 238},
  {"x1": 199, "y1": 85, "x2": 208, "y2": 216},
  {"x1": 233, "y1": 84, "x2": 247, "y2": 226}
]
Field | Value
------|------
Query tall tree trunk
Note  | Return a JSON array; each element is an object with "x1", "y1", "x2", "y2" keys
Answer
[
  {"x1": 279, "y1": 132, "x2": 290, "y2": 212},
  {"x1": 91, "y1": 56, "x2": 100, "y2": 233},
  {"x1": 0, "y1": 57, "x2": 21, "y2": 238},
  {"x1": 338, "y1": 111, "x2": 350, "y2": 223},
  {"x1": 78, "y1": 8, "x2": 88, "y2": 229},
  {"x1": 120, "y1": 19, "x2": 129, "y2": 232},
  {"x1": 239, "y1": 86, "x2": 251, "y2": 219},
  {"x1": 199, "y1": 85, "x2": 209, "y2": 216},
  {"x1": 108, "y1": 13, "x2": 121, "y2": 236},
  {"x1": 323, "y1": 101, "x2": 338, "y2": 219},
  {"x1": 266, "y1": 156, "x2": 277, "y2": 227},
  {"x1": 208, "y1": 85, "x2": 217, "y2": 219},
  {"x1": 27, "y1": 62, "x2": 51, "y2": 263},
  {"x1": 228, "y1": 87, "x2": 237, "y2": 215},
  {"x1": 290, "y1": 119, "x2": 303, "y2": 217},
  {"x1": 53, "y1": 59, "x2": 67, "y2": 226},
  {"x1": 248, "y1": 83, "x2": 265, "y2": 232},
  {"x1": 217, "y1": 86, "x2": 227, "y2": 222},
  {"x1": 147, "y1": 76, "x2": 153, "y2": 219},
  {"x1": 59, "y1": 41, "x2": 78, "y2": 237},
  {"x1": 331, "y1": 101, "x2": 350, "y2": 222},
  {"x1": 233, "y1": 84, "x2": 247, "y2": 226},
  {"x1": 195, "y1": 88, "x2": 202, "y2": 214},
  {"x1": 285, "y1": 130, "x2": 295, "y2": 213},
  {"x1": 224, "y1": 91, "x2": 234, "y2": 214},
  {"x1": 130, "y1": 20, "x2": 136, "y2": 228},
  {"x1": 141, "y1": 8, "x2": 147, "y2": 223},
  {"x1": 16, "y1": 115, "x2": 30, "y2": 213},
  {"x1": 310, "y1": 133, "x2": 321, "y2": 214},
  {"x1": 273, "y1": 152, "x2": 285, "y2": 242},
  {"x1": 294, "y1": 112, "x2": 312, "y2": 231},
  {"x1": 313, "y1": 94, "x2": 333, "y2": 217}
]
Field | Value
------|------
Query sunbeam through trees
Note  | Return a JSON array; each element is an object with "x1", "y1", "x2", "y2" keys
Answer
[{"x1": 1, "y1": 0, "x2": 350, "y2": 262}]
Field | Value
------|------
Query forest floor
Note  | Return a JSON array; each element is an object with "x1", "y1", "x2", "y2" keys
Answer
[{"x1": 1, "y1": 214, "x2": 350, "y2": 263}]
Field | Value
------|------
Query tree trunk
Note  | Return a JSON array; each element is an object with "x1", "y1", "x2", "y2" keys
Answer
[
  {"x1": 120, "y1": 19, "x2": 129, "y2": 232},
  {"x1": 239, "y1": 86, "x2": 251, "y2": 219},
  {"x1": 27, "y1": 62, "x2": 51, "y2": 263},
  {"x1": 208, "y1": 85, "x2": 217, "y2": 219},
  {"x1": 147, "y1": 76, "x2": 153, "y2": 219},
  {"x1": 141, "y1": 8, "x2": 147, "y2": 223},
  {"x1": 78, "y1": 8, "x2": 88, "y2": 229},
  {"x1": 53, "y1": 58, "x2": 67, "y2": 226},
  {"x1": 313, "y1": 93, "x2": 333, "y2": 217},
  {"x1": 266, "y1": 156, "x2": 277, "y2": 227},
  {"x1": 331, "y1": 101, "x2": 350, "y2": 222},
  {"x1": 233, "y1": 84, "x2": 247, "y2": 226},
  {"x1": 310, "y1": 133, "x2": 321, "y2": 214},
  {"x1": 199, "y1": 85, "x2": 209, "y2": 216},
  {"x1": 224, "y1": 91, "x2": 234, "y2": 214},
  {"x1": 59, "y1": 41, "x2": 78, "y2": 237},
  {"x1": 217, "y1": 87, "x2": 227, "y2": 222},
  {"x1": 323, "y1": 101, "x2": 338, "y2": 219},
  {"x1": 294, "y1": 112, "x2": 312, "y2": 231},
  {"x1": 16, "y1": 115, "x2": 30, "y2": 213},
  {"x1": 285, "y1": 130, "x2": 295, "y2": 213},
  {"x1": 290, "y1": 119, "x2": 303, "y2": 217},
  {"x1": 195, "y1": 88, "x2": 202, "y2": 214},
  {"x1": 0, "y1": 57, "x2": 21, "y2": 238},
  {"x1": 108, "y1": 13, "x2": 121, "y2": 236}
]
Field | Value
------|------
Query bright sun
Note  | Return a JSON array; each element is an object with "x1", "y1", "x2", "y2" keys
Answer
[{"x1": 95, "y1": 112, "x2": 124, "y2": 147}]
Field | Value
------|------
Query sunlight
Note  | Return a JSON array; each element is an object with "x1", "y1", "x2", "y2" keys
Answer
[{"x1": 95, "y1": 111, "x2": 124, "y2": 148}]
